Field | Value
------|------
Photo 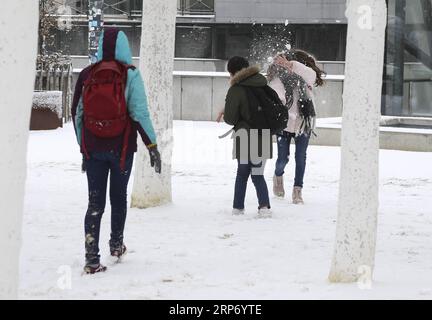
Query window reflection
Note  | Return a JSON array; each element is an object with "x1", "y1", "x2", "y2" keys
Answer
[{"x1": 384, "y1": 0, "x2": 432, "y2": 116}]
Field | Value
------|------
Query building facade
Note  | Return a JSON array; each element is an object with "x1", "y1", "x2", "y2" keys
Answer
[
  {"x1": 53, "y1": 0, "x2": 348, "y2": 61},
  {"x1": 51, "y1": 0, "x2": 432, "y2": 118}
]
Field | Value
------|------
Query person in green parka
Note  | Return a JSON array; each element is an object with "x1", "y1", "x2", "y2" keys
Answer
[{"x1": 222, "y1": 56, "x2": 272, "y2": 218}]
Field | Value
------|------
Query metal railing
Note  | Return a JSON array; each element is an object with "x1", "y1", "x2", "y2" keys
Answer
[
  {"x1": 53, "y1": 0, "x2": 87, "y2": 15},
  {"x1": 35, "y1": 62, "x2": 74, "y2": 122},
  {"x1": 177, "y1": 0, "x2": 215, "y2": 16},
  {"x1": 52, "y1": 0, "x2": 216, "y2": 20},
  {"x1": 53, "y1": 0, "x2": 144, "y2": 19}
]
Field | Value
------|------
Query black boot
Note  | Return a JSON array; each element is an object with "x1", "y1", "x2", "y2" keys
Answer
[
  {"x1": 110, "y1": 243, "x2": 127, "y2": 260},
  {"x1": 83, "y1": 263, "x2": 107, "y2": 274}
]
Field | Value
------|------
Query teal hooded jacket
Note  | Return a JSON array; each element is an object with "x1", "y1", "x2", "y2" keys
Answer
[{"x1": 72, "y1": 28, "x2": 157, "y2": 154}]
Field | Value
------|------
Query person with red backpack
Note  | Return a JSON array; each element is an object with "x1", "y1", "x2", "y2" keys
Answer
[{"x1": 72, "y1": 28, "x2": 161, "y2": 274}]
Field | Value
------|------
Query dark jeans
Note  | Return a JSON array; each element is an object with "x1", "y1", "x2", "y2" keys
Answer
[
  {"x1": 84, "y1": 151, "x2": 134, "y2": 266},
  {"x1": 275, "y1": 131, "x2": 310, "y2": 188},
  {"x1": 233, "y1": 160, "x2": 270, "y2": 210}
]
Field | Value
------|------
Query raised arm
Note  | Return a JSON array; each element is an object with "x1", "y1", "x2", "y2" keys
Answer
[{"x1": 291, "y1": 61, "x2": 317, "y2": 87}]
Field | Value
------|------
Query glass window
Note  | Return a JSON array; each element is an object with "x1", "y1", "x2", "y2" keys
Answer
[
  {"x1": 103, "y1": 0, "x2": 129, "y2": 15},
  {"x1": 177, "y1": 0, "x2": 215, "y2": 15},
  {"x1": 383, "y1": 0, "x2": 432, "y2": 116},
  {"x1": 63, "y1": 0, "x2": 88, "y2": 15},
  {"x1": 175, "y1": 25, "x2": 213, "y2": 58}
]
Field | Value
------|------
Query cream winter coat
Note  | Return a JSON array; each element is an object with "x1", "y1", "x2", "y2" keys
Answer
[{"x1": 269, "y1": 61, "x2": 317, "y2": 134}]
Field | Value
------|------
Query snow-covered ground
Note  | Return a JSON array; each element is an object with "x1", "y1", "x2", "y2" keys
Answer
[{"x1": 19, "y1": 121, "x2": 432, "y2": 299}]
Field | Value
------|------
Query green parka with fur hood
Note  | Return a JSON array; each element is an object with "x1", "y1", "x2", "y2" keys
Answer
[{"x1": 224, "y1": 66, "x2": 273, "y2": 161}]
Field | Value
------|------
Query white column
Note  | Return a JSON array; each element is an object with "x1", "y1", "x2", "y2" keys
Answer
[
  {"x1": 88, "y1": 0, "x2": 104, "y2": 64},
  {"x1": 0, "y1": 1, "x2": 39, "y2": 299},
  {"x1": 329, "y1": 0, "x2": 387, "y2": 283},
  {"x1": 131, "y1": 0, "x2": 176, "y2": 208}
]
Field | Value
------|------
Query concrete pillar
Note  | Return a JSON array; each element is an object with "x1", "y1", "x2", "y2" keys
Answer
[
  {"x1": 131, "y1": 0, "x2": 176, "y2": 208},
  {"x1": 329, "y1": 0, "x2": 387, "y2": 283},
  {"x1": 0, "y1": 0, "x2": 39, "y2": 299}
]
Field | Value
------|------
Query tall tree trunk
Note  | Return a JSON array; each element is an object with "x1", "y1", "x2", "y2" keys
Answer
[
  {"x1": 0, "y1": 1, "x2": 39, "y2": 299},
  {"x1": 131, "y1": 0, "x2": 176, "y2": 208},
  {"x1": 329, "y1": 0, "x2": 387, "y2": 283}
]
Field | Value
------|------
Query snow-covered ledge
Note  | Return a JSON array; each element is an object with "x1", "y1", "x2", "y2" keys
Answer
[
  {"x1": 30, "y1": 91, "x2": 63, "y2": 130},
  {"x1": 32, "y1": 91, "x2": 63, "y2": 119},
  {"x1": 313, "y1": 116, "x2": 432, "y2": 152}
]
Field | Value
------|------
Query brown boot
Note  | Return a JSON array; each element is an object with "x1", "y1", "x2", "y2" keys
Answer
[
  {"x1": 273, "y1": 175, "x2": 285, "y2": 198},
  {"x1": 292, "y1": 186, "x2": 304, "y2": 204}
]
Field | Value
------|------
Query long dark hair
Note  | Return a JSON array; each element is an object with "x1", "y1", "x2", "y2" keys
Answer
[{"x1": 288, "y1": 50, "x2": 325, "y2": 87}]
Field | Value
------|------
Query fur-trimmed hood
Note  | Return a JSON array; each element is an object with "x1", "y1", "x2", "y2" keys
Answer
[{"x1": 230, "y1": 65, "x2": 267, "y2": 87}]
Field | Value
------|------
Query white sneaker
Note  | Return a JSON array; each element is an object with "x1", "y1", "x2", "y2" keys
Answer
[
  {"x1": 257, "y1": 207, "x2": 272, "y2": 219},
  {"x1": 232, "y1": 208, "x2": 245, "y2": 216}
]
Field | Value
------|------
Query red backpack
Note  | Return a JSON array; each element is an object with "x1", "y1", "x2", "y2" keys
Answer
[{"x1": 82, "y1": 60, "x2": 133, "y2": 170}]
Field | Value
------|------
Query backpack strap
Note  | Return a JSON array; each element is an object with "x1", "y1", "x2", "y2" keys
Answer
[
  {"x1": 217, "y1": 84, "x2": 244, "y2": 139},
  {"x1": 119, "y1": 119, "x2": 132, "y2": 172},
  {"x1": 119, "y1": 63, "x2": 135, "y2": 171},
  {"x1": 81, "y1": 126, "x2": 90, "y2": 160},
  {"x1": 238, "y1": 85, "x2": 263, "y2": 129},
  {"x1": 218, "y1": 128, "x2": 234, "y2": 139},
  {"x1": 119, "y1": 64, "x2": 136, "y2": 89}
]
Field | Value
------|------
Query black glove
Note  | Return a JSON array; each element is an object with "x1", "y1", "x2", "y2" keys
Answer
[
  {"x1": 148, "y1": 145, "x2": 161, "y2": 174},
  {"x1": 81, "y1": 156, "x2": 87, "y2": 173}
]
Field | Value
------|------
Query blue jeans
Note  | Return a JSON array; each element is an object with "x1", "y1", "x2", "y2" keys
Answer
[
  {"x1": 233, "y1": 160, "x2": 270, "y2": 210},
  {"x1": 84, "y1": 151, "x2": 134, "y2": 266},
  {"x1": 274, "y1": 132, "x2": 310, "y2": 188}
]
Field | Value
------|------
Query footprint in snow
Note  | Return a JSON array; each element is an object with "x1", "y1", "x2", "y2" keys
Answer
[{"x1": 218, "y1": 233, "x2": 234, "y2": 239}]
